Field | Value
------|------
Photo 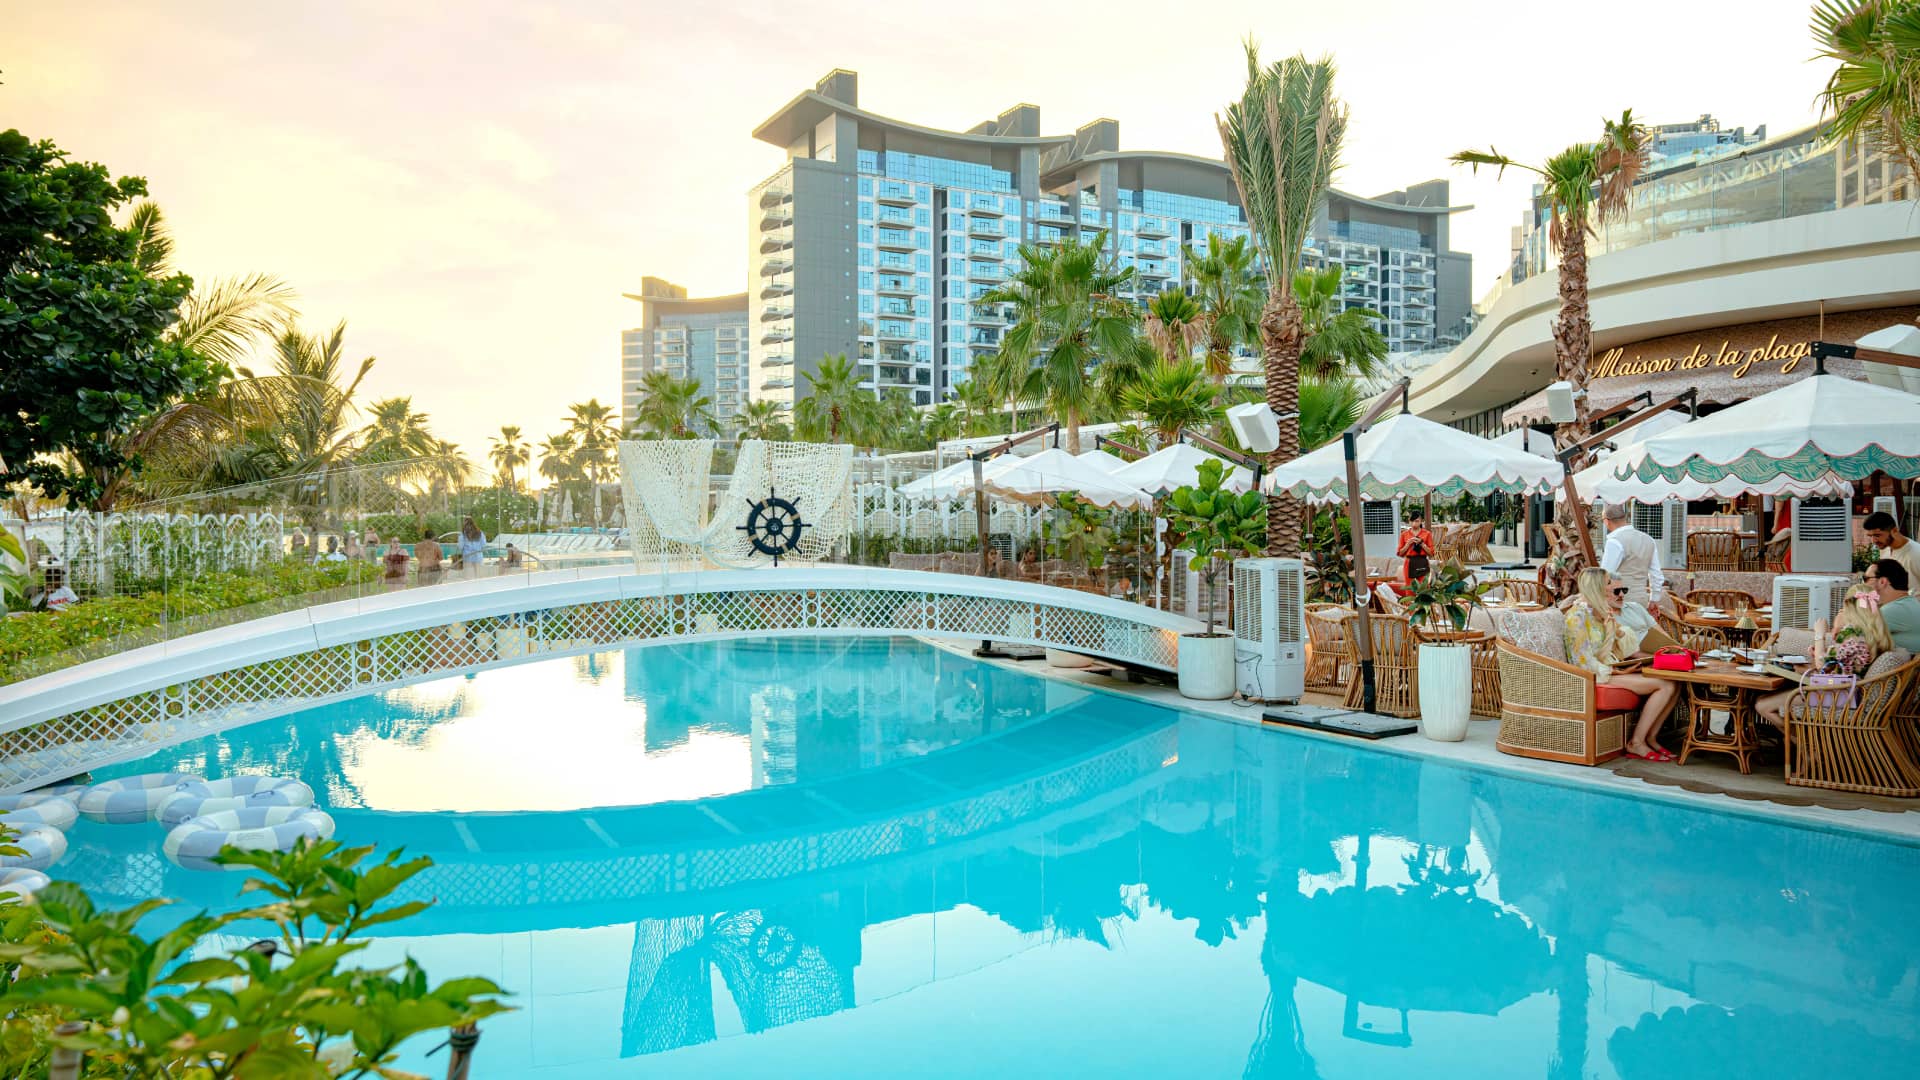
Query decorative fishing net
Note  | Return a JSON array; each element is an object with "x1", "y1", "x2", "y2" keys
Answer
[{"x1": 620, "y1": 440, "x2": 854, "y2": 569}]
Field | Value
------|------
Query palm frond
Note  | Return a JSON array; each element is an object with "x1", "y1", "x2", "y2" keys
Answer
[
  {"x1": 127, "y1": 201, "x2": 174, "y2": 275},
  {"x1": 169, "y1": 273, "x2": 300, "y2": 369}
]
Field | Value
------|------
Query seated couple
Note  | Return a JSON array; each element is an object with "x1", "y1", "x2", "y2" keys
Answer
[
  {"x1": 1753, "y1": 557, "x2": 1920, "y2": 727},
  {"x1": 1563, "y1": 567, "x2": 1680, "y2": 762}
]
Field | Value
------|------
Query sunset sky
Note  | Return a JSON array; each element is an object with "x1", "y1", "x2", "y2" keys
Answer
[{"x1": 12, "y1": 0, "x2": 1835, "y2": 464}]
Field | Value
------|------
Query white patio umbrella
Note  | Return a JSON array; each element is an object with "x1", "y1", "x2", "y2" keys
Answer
[
  {"x1": 1110, "y1": 442, "x2": 1255, "y2": 496},
  {"x1": 1263, "y1": 412, "x2": 1564, "y2": 502},
  {"x1": 1620, "y1": 375, "x2": 1920, "y2": 489},
  {"x1": 952, "y1": 447, "x2": 1151, "y2": 509},
  {"x1": 1601, "y1": 408, "x2": 1689, "y2": 449},
  {"x1": 1574, "y1": 438, "x2": 1852, "y2": 503},
  {"x1": 898, "y1": 459, "x2": 979, "y2": 501},
  {"x1": 1491, "y1": 427, "x2": 1556, "y2": 458},
  {"x1": 1074, "y1": 448, "x2": 1131, "y2": 476}
]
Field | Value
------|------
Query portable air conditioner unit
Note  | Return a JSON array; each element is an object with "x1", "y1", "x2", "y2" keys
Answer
[
  {"x1": 1360, "y1": 500, "x2": 1401, "y2": 563},
  {"x1": 1790, "y1": 497, "x2": 1852, "y2": 573},
  {"x1": 1873, "y1": 495, "x2": 1898, "y2": 519},
  {"x1": 1168, "y1": 547, "x2": 1206, "y2": 622},
  {"x1": 1773, "y1": 574, "x2": 1848, "y2": 631},
  {"x1": 1631, "y1": 499, "x2": 1689, "y2": 570},
  {"x1": 1233, "y1": 557, "x2": 1307, "y2": 703}
]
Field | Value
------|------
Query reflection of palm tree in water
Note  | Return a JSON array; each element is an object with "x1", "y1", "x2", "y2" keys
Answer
[{"x1": 1245, "y1": 879, "x2": 1318, "y2": 1080}]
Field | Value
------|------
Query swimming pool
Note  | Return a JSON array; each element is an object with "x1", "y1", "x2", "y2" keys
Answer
[{"x1": 52, "y1": 637, "x2": 1920, "y2": 1077}]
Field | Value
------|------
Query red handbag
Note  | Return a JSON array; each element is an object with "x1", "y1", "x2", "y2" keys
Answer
[{"x1": 1650, "y1": 647, "x2": 1696, "y2": 672}]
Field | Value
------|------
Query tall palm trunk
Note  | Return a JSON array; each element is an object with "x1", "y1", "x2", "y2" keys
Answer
[
  {"x1": 1065, "y1": 410, "x2": 1081, "y2": 454},
  {"x1": 1261, "y1": 289, "x2": 1306, "y2": 556},
  {"x1": 1545, "y1": 225, "x2": 1594, "y2": 597}
]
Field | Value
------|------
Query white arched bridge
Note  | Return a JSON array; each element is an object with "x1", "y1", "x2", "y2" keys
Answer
[{"x1": 0, "y1": 566, "x2": 1201, "y2": 794}]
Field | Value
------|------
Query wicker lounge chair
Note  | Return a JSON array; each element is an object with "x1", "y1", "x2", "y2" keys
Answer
[
  {"x1": 1488, "y1": 607, "x2": 1637, "y2": 766},
  {"x1": 1784, "y1": 653, "x2": 1920, "y2": 797},
  {"x1": 1304, "y1": 603, "x2": 1353, "y2": 694},
  {"x1": 1686, "y1": 530, "x2": 1744, "y2": 571}
]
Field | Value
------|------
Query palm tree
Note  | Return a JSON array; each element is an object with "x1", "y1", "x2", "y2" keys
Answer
[
  {"x1": 1183, "y1": 233, "x2": 1265, "y2": 384},
  {"x1": 1219, "y1": 45, "x2": 1349, "y2": 556},
  {"x1": 1143, "y1": 290, "x2": 1207, "y2": 365},
  {"x1": 357, "y1": 397, "x2": 437, "y2": 463},
  {"x1": 629, "y1": 372, "x2": 716, "y2": 440},
  {"x1": 1293, "y1": 267, "x2": 1387, "y2": 381},
  {"x1": 1812, "y1": 1, "x2": 1920, "y2": 187},
  {"x1": 565, "y1": 398, "x2": 620, "y2": 526},
  {"x1": 1453, "y1": 111, "x2": 1648, "y2": 588},
  {"x1": 874, "y1": 388, "x2": 925, "y2": 450},
  {"x1": 979, "y1": 233, "x2": 1148, "y2": 452},
  {"x1": 732, "y1": 399, "x2": 790, "y2": 442},
  {"x1": 1297, "y1": 377, "x2": 1363, "y2": 453},
  {"x1": 488, "y1": 425, "x2": 529, "y2": 493},
  {"x1": 537, "y1": 431, "x2": 580, "y2": 527},
  {"x1": 949, "y1": 378, "x2": 1000, "y2": 436},
  {"x1": 793, "y1": 354, "x2": 876, "y2": 444},
  {"x1": 263, "y1": 320, "x2": 377, "y2": 475},
  {"x1": 924, "y1": 402, "x2": 962, "y2": 444},
  {"x1": 1122, "y1": 358, "x2": 1222, "y2": 445}
]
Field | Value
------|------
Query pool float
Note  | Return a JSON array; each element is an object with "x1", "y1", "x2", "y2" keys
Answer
[
  {"x1": 155, "y1": 777, "x2": 315, "y2": 828},
  {"x1": 163, "y1": 807, "x2": 336, "y2": 871},
  {"x1": 0, "y1": 797, "x2": 78, "y2": 832},
  {"x1": 0, "y1": 868, "x2": 50, "y2": 900},
  {"x1": 0, "y1": 786, "x2": 84, "y2": 813},
  {"x1": 76, "y1": 773, "x2": 203, "y2": 824},
  {"x1": 0, "y1": 825, "x2": 67, "y2": 872}
]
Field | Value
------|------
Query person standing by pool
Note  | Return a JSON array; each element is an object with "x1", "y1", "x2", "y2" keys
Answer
[
  {"x1": 414, "y1": 527, "x2": 445, "y2": 582},
  {"x1": 1863, "y1": 511, "x2": 1920, "y2": 597},
  {"x1": 381, "y1": 537, "x2": 410, "y2": 588},
  {"x1": 1599, "y1": 502, "x2": 1667, "y2": 611},
  {"x1": 1865, "y1": 558, "x2": 1920, "y2": 652},
  {"x1": 1563, "y1": 567, "x2": 1679, "y2": 762},
  {"x1": 457, "y1": 517, "x2": 487, "y2": 578},
  {"x1": 1397, "y1": 509, "x2": 1435, "y2": 585}
]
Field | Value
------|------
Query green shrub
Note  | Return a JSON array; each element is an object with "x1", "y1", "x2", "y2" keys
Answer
[{"x1": 0, "y1": 559, "x2": 379, "y2": 683}]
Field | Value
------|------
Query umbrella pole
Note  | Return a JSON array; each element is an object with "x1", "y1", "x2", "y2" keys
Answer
[{"x1": 1343, "y1": 431, "x2": 1376, "y2": 714}]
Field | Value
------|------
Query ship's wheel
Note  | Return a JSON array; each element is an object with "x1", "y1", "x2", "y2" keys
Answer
[{"x1": 738, "y1": 487, "x2": 807, "y2": 565}]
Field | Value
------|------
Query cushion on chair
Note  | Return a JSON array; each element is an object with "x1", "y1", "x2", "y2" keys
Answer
[
  {"x1": 1491, "y1": 608, "x2": 1567, "y2": 663},
  {"x1": 1595, "y1": 684, "x2": 1643, "y2": 712},
  {"x1": 1858, "y1": 649, "x2": 1914, "y2": 715},
  {"x1": 1769, "y1": 628, "x2": 1815, "y2": 657}
]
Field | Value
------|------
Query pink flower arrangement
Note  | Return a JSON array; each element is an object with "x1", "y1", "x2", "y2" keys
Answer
[{"x1": 1830, "y1": 636, "x2": 1873, "y2": 675}]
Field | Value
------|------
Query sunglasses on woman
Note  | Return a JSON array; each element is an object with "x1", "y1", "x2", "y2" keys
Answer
[{"x1": 1609, "y1": 587, "x2": 1629, "y2": 596}]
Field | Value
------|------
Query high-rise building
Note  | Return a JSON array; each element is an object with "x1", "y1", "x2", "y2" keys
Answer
[
  {"x1": 620, "y1": 277, "x2": 749, "y2": 433},
  {"x1": 1646, "y1": 114, "x2": 1766, "y2": 169},
  {"x1": 743, "y1": 69, "x2": 1470, "y2": 412}
]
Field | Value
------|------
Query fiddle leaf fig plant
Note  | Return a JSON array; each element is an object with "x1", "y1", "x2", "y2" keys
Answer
[
  {"x1": 1401, "y1": 561, "x2": 1489, "y2": 635},
  {"x1": 1164, "y1": 459, "x2": 1266, "y2": 634}
]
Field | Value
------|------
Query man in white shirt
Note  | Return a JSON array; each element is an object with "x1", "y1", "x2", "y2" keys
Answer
[{"x1": 1599, "y1": 502, "x2": 1667, "y2": 610}]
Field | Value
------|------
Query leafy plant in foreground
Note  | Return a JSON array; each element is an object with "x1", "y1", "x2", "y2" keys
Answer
[
  {"x1": 1164, "y1": 459, "x2": 1266, "y2": 634},
  {"x1": 0, "y1": 834, "x2": 510, "y2": 1078}
]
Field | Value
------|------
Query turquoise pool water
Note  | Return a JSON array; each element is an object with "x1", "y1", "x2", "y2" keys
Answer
[{"x1": 55, "y1": 637, "x2": 1920, "y2": 1078}]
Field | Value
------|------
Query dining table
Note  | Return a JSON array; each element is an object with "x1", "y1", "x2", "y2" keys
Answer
[
  {"x1": 1643, "y1": 657, "x2": 1793, "y2": 774},
  {"x1": 1680, "y1": 608, "x2": 1773, "y2": 644}
]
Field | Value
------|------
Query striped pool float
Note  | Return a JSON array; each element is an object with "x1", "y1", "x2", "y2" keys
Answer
[
  {"x1": 155, "y1": 777, "x2": 315, "y2": 828},
  {"x1": 77, "y1": 773, "x2": 203, "y2": 824},
  {"x1": 0, "y1": 867, "x2": 50, "y2": 899},
  {"x1": 0, "y1": 797, "x2": 77, "y2": 832},
  {"x1": 163, "y1": 806, "x2": 337, "y2": 871},
  {"x1": 0, "y1": 825, "x2": 67, "y2": 872}
]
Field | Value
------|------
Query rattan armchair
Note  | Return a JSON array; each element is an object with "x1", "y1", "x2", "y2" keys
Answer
[
  {"x1": 1654, "y1": 609, "x2": 1730, "y2": 654},
  {"x1": 1463, "y1": 522, "x2": 1495, "y2": 564},
  {"x1": 1488, "y1": 577, "x2": 1548, "y2": 606},
  {"x1": 1488, "y1": 608, "x2": 1635, "y2": 766},
  {"x1": 1342, "y1": 613, "x2": 1421, "y2": 719},
  {"x1": 1678, "y1": 588, "x2": 1762, "y2": 613},
  {"x1": 1304, "y1": 603, "x2": 1353, "y2": 694},
  {"x1": 1687, "y1": 531, "x2": 1744, "y2": 571},
  {"x1": 1784, "y1": 657, "x2": 1920, "y2": 797},
  {"x1": 1763, "y1": 534, "x2": 1790, "y2": 573}
]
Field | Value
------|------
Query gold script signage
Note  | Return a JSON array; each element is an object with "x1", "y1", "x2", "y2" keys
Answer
[{"x1": 1591, "y1": 334, "x2": 1813, "y2": 382}]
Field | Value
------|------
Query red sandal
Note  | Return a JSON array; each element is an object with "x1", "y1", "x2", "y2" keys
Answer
[{"x1": 1626, "y1": 747, "x2": 1675, "y2": 763}]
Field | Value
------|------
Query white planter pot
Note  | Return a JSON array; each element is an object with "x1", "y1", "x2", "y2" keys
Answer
[
  {"x1": 1416, "y1": 642, "x2": 1473, "y2": 742},
  {"x1": 1045, "y1": 649, "x2": 1096, "y2": 668},
  {"x1": 1178, "y1": 633, "x2": 1237, "y2": 700}
]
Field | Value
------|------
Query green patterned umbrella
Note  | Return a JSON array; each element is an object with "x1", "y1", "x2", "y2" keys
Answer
[{"x1": 1624, "y1": 375, "x2": 1920, "y2": 487}]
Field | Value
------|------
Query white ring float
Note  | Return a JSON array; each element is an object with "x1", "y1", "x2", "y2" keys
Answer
[
  {"x1": 0, "y1": 868, "x2": 50, "y2": 899},
  {"x1": 163, "y1": 807, "x2": 336, "y2": 871},
  {"x1": 155, "y1": 777, "x2": 315, "y2": 828},
  {"x1": 0, "y1": 825, "x2": 67, "y2": 872},
  {"x1": 76, "y1": 773, "x2": 203, "y2": 824},
  {"x1": 0, "y1": 787, "x2": 83, "y2": 812},
  {"x1": 0, "y1": 798, "x2": 77, "y2": 832}
]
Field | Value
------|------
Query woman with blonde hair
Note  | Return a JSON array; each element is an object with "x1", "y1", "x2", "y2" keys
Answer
[
  {"x1": 1756, "y1": 583, "x2": 1893, "y2": 726},
  {"x1": 1564, "y1": 566, "x2": 1680, "y2": 761}
]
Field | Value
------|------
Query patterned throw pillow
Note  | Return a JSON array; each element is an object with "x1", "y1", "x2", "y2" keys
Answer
[
  {"x1": 1492, "y1": 607, "x2": 1566, "y2": 663},
  {"x1": 1858, "y1": 649, "x2": 1914, "y2": 715},
  {"x1": 1769, "y1": 628, "x2": 1815, "y2": 657}
]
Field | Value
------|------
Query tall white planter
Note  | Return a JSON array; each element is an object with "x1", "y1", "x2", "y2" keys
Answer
[
  {"x1": 1178, "y1": 634, "x2": 1236, "y2": 700},
  {"x1": 1416, "y1": 642, "x2": 1473, "y2": 742}
]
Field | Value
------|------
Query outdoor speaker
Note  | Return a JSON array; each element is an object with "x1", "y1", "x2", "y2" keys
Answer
[
  {"x1": 1227, "y1": 402, "x2": 1280, "y2": 454},
  {"x1": 1545, "y1": 381, "x2": 1579, "y2": 424}
]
